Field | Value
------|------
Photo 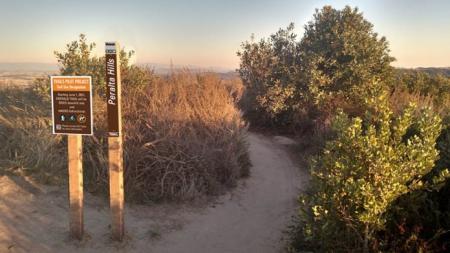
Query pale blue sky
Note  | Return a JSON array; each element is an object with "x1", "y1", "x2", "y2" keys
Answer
[{"x1": 1, "y1": 0, "x2": 449, "y2": 69}]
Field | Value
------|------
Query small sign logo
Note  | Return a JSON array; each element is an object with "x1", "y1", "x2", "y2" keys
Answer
[{"x1": 77, "y1": 114, "x2": 87, "y2": 123}]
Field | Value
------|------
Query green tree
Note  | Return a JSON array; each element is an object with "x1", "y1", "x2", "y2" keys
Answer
[
  {"x1": 33, "y1": 34, "x2": 136, "y2": 98},
  {"x1": 238, "y1": 6, "x2": 396, "y2": 130},
  {"x1": 53, "y1": 34, "x2": 134, "y2": 95},
  {"x1": 300, "y1": 6, "x2": 395, "y2": 117},
  {"x1": 237, "y1": 24, "x2": 301, "y2": 127},
  {"x1": 54, "y1": 34, "x2": 104, "y2": 93}
]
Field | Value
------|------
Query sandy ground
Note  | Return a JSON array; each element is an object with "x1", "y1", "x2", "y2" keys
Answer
[{"x1": 0, "y1": 133, "x2": 306, "y2": 253}]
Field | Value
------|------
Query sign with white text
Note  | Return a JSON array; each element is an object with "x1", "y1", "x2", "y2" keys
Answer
[
  {"x1": 105, "y1": 42, "x2": 121, "y2": 137},
  {"x1": 51, "y1": 76, "x2": 93, "y2": 135}
]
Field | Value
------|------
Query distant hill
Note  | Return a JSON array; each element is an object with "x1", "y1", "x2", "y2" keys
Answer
[
  {"x1": 0, "y1": 63, "x2": 58, "y2": 86},
  {"x1": 415, "y1": 67, "x2": 450, "y2": 77},
  {"x1": 0, "y1": 62, "x2": 239, "y2": 87},
  {"x1": 397, "y1": 67, "x2": 450, "y2": 77},
  {"x1": 0, "y1": 62, "x2": 235, "y2": 75},
  {"x1": 0, "y1": 62, "x2": 58, "y2": 72},
  {"x1": 138, "y1": 63, "x2": 235, "y2": 75}
]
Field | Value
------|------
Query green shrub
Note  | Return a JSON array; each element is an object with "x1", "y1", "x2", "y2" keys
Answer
[
  {"x1": 381, "y1": 117, "x2": 450, "y2": 252},
  {"x1": 289, "y1": 102, "x2": 446, "y2": 252},
  {"x1": 53, "y1": 34, "x2": 133, "y2": 95},
  {"x1": 299, "y1": 6, "x2": 394, "y2": 123},
  {"x1": 393, "y1": 69, "x2": 450, "y2": 108},
  {"x1": 237, "y1": 6, "x2": 395, "y2": 132},
  {"x1": 237, "y1": 23, "x2": 300, "y2": 128}
]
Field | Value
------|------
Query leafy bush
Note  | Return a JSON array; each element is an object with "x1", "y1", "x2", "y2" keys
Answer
[
  {"x1": 381, "y1": 117, "x2": 450, "y2": 252},
  {"x1": 235, "y1": 5, "x2": 450, "y2": 253},
  {"x1": 237, "y1": 6, "x2": 395, "y2": 132},
  {"x1": 54, "y1": 34, "x2": 134, "y2": 94},
  {"x1": 394, "y1": 70, "x2": 450, "y2": 101},
  {"x1": 32, "y1": 34, "x2": 135, "y2": 99},
  {"x1": 237, "y1": 24, "x2": 300, "y2": 128},
  {"x1": 289, "y1": 101, "x2": 446, "y2": 252},
  {"x1": 392, "y1": 70, "x2": 450, "y2": 115},
  {"x1": 299, "y1": 6, "x2": 394, "y2": 123}
]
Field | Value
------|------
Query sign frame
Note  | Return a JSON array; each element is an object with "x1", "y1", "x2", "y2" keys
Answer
[{"x1": 50, "y1": 76, "x2": 94, "y2": 136}]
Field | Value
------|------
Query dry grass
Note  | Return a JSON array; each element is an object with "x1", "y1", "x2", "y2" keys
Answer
[
  {"x1": 0, "y1": 70, "x2": 250, "y2": 202},
  {"x1": 0, "y1": 87, "x2": 66, "y2": 183},
  {"x1": 389, "y1": 89, "x2": 450, "y2": 116},
  {"x1": 104, "y1": 71, "x2": 250, "y2": 201}
]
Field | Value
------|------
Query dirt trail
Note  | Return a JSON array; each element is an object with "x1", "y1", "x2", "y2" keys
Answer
[{"x1": 0, "y1": 133, "x2": 305, "y2": 253}]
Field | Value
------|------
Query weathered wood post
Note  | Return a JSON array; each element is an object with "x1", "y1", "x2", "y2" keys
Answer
[
  {"x1": 68, "y1": 135, "x2": 83, "y2": 240},
  {"x1": 105, "y1": 42, "x2": 124, "y2": 241}
]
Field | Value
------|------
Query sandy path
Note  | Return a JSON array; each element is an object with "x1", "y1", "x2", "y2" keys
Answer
[
  {"x1": 0, "y1": 133, "x2": 303, "y2": 253},
  {"x1": 150, "y1": 133, "x2": 302, "y2": 253}
]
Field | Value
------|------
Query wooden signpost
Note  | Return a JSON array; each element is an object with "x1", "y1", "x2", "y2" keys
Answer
[
  {"x1": 51, "y1": 76, "x2": 93, "y2": 240},
  {"x1": 50, "y1": 44, "x2": 124, "y2": 241},
  {"x1": 105, "y1": 42, "x2": 125, "y2": 241}
]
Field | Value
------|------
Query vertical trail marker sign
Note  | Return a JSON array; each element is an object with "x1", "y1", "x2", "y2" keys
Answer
[
  {"x1": 105, "y1": 42, "x2": 125, "y2": 241},
  {"x1": 51, "y1": 76, "x2": 93, "y2": 240}
]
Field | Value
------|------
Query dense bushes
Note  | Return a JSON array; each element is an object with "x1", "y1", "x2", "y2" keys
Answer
[
  {"x1": 393, "y1": 70, "x2": 450, "y2": 112},
  {"x1": 381, "y1": 118, "x2": 450, "y2": 252},
  {"x1": 0, "y1": 35, "x2": 250, "y2": 202},
  {"x1": 237, "y1": 23, "x2": 300, "y2": 128},
  {"x1": 238, "y1": 6, "x2": 394, "y2": 132},
  {"x1": 236, "y1": 4, "x2": 450, "y2": 252},
  {"x1": 290, "y1": 101, "x2": 446, "y2": 252},
  {"x1": 299, "y1": 6, "x2": 394, "y2": 122}
]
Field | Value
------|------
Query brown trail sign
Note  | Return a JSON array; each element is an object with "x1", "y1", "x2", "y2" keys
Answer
[
  {"x1": 51, "y1": 76, "x2": 93, "y2": 240},
  {"x1": 105, "y1": 42, "x2": 125, "y2": 241},
  {"x1": 51, "y1": 76, "x2": 93, "y2": 135}
]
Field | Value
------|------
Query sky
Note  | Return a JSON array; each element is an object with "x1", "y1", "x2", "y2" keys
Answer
[{"x1": 0, "y1": 0, "x2": 449, "y2": 70}]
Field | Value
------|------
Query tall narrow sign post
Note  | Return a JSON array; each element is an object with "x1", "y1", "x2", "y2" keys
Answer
[
  {"x1": 51, "y1": 76, "x2": 93, "y2": 240},
  {"x1": 105, "y1": 42, "x2": 124, "y2": 241}
]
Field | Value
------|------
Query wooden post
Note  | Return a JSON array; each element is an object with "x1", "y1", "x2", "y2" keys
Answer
[
  {"x1": 68, "y1": 135, "x2": 83, "y2": 240},
  {"x1": 109, "y1": 136, "x2": 124, "y2": 240},
  {"x1": 52, "y1": 76, "x2": 92, "y2": 240},
  {"x1": 106, "y1": 42, "x2": 124, "y2": 241}
]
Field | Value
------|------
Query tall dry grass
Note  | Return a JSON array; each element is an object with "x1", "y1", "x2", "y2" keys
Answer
[
  {"x1": 0, "y1": 87, "x2": 66, "y2": 183},
  {"x1": 0, "y1": 70, "x2": 250, "y2": 202},
  {"x1": 389, "y1": 89, "x2": 450, "y2": 117},
  {"x1": 89, "y1": 71, "x2": 250, "y2": 201}
]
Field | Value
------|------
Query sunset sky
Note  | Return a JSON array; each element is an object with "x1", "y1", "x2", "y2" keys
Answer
[{"x1": 1, "y1": 0, "x2": 449, "y2": 70}]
